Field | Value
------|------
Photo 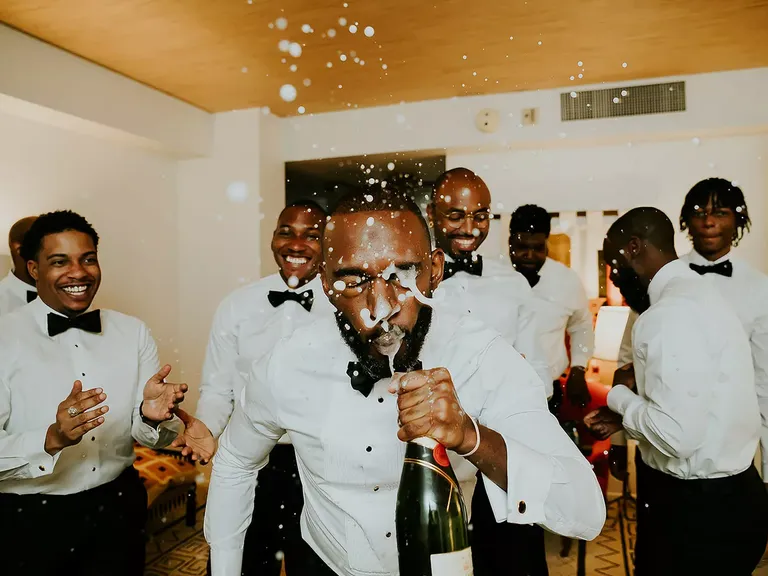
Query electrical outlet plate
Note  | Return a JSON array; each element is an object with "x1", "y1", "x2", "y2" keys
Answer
[
  {"x1": 521, "y1": 107, "x2": 537, "y2": 126},
  {"x1": 475, "y1": 108, "x2": 500, "y2": 133}
]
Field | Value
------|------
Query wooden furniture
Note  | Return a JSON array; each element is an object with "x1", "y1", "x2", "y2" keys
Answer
[{"x1": 133, "y1": 444, "x2": 198, "y2": 534}]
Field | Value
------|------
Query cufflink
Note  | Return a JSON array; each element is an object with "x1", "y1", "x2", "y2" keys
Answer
[{"x1": 518, "y1": 501, "x2": 527, "y2": 514}]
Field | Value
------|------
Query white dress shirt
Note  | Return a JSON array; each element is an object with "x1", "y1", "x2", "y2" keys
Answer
[
  {"x1": 195, "y1": 273, "x2": 333, "y2": 441},
  {"x1": 617, "y1": 250, "x2": 768, "y2": 476},
  {"x1": 0, "y1": 298, "x2": 180, "y2": 495},
  {"x1": 529, "y1": 258, "x2": 594, "y2": 379},
  {"x1": 0, "y1": 270, "x2": 36, "y2": 317},
  {"x1": 205, "y1": 309, "x2": 606, "y2": 576},
  {"x1": 608, "y1": 260, "x2": 760, "y2": 479},
  {"x1": 435, "y1": 256, "x2": 552, "y2": 395}
]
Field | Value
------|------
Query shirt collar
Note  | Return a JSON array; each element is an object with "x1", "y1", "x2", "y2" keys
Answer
[
  {"x1": 28, "y1": 296, "x2": 95, "y2": 336},
  {"x1": 278, "y1": 273, "x2": 321, "y2": 293},
  {"x1": 3, "y1": 270, "x2": 36, "y2": 298},
  {"x1": 686, "y1": 249, "x2": 731, "y2": 266},
  {"x1": 647, "y1": 259, "x2": 693, "y2": 305}
]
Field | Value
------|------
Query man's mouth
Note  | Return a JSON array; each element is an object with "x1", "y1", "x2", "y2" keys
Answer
[
  {"x1": 59, "y1": 284, "x2": 90, "y2": 299},
  {"x1": 284, "y1": 255, "x2": 309, "y2": 266},
  {"x1": 451, "y1": 237, "x2": 477, "y2": 250},
  {"x1": 372, "y1": 325, "x2": 405, "y2": 355}
]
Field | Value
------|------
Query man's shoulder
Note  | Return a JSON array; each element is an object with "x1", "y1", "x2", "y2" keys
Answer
[
  {"x1": 223, "y1": 274, "x2": 282, "y2": 305},
  {"x1": 481, "y1": 257, "x2": 531, "y2": 288},
  {"x1": 99, "y1": 309, "x2": 152, "y2": 339}
]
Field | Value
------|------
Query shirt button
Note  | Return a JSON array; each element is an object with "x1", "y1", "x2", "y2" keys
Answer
[
  {"x1": 81, "y1": 373, "x2": 85, "y2": 377},
  {"x1": 366, "y1": 446, "x2": 372, "y2": 452},
  {"x1": 92, "y1": 467, "x2": 96, "y2": 472},
  {"x1": 386, "y1": 532, "x2": 392, "y2": 538},
  {"x1": 378, "y1": 397, "x2": 384, "y2": 403},
  {"x1": 518, "y1": 501, "x2": 527, "y2": 514},
  {"x1": 38, "y1": 465, "x2": 45, "y2": 471},
  {"x1": 373, "y1": 486, "x2": 380, "y2": 492}
]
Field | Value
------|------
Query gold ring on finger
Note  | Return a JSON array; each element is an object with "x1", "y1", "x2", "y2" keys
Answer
[{"x1": 67, "y1": 406, "x2": 79, "y2": 417}]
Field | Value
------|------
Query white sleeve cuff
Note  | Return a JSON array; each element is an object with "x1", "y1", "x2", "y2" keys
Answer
[
  {"x1": 209, "y1": 547, "x2": 244, "y2": 576},
  {"x1": 133, "y1": 413, "x2": 182, "y2": 449},
  {"x1": 25, "y1": 427, "x2": 60, "y2": 477},
  {"x1": 607, "y1": 385, "x2": 641, "y2": 416},
  {"x1": 483, "y1": 435, "x2": 554, "y2": 525},
  {"x1": 569, "y1": 354, "x2": 590, "y2": 369}
]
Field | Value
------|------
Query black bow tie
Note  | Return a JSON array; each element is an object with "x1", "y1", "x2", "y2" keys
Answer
[
  {"x1": 689, "y1": 261, "x2": 733, "y2": 278},
  {"x1": 443, "y1": 255, "x2": 483, "y2": 280},
  {"x1": 47, "y1": 310, "x2": 102, "y2": 337},
  {"x1": 26, "y1": 291, "x2": 37, "y2": 303},
  {"x1": 516, "y1": 268, "x2": 541, "y2": 288},
  {"x1": 267, "y1": 289, "x2": 313, "y2": 312},
  {"x1": 347, "y1": 360, "x2": 423, "y2": 398}
]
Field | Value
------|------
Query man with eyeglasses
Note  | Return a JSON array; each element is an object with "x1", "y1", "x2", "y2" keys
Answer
[{"x1": 427, "y1": 167, "x2": 552, "y2": 576}]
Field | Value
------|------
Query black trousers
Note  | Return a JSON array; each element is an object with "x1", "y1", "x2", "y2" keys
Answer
[
  {"x1": 0, "y1": 466, "x2": 147, "y2": 576},
  {"x1": 469, "y1": 381, "x2": 561, "y2": 576},
  {"x1": 634, "y1": 455, "x2": 768, "y2": 576},
  {"x1": 207, "y1": 444, "x2": 305, "y2": 576},
  {"x1": 470, "y1": 470, "x2": 549, "y2": 576}
]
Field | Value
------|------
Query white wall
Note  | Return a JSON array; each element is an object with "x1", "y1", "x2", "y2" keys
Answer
[
  {"x1": 281, "y1": 68, "x2": 768, "y2": 162},
  {"x1": 0, "y1": 24, "x2": 213, "y2": 158},
  {"x1": 0, "y1": 109, "x2": 182, "y2": 367},
  {"x1": 176, "y1": 110, "x2": 263, "y2": 411}
]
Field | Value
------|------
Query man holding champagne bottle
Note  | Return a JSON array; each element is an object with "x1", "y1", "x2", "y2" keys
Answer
[{"x1": 204, "y1": 185, "x2": 605, "y2": 576}]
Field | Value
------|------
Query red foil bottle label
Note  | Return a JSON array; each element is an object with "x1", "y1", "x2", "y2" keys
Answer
[{"x1": 433, "y1": 443, "x2": 450, "y2": 467}]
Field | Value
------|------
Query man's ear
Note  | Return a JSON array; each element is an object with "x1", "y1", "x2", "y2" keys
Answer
[
  {"x1": 430, "y1": 248, "x2": 445, "y2": 289},
  {"x1": 27, "y1": 259, "x2": 38, "y2": 282},
  {"x1": 626, "y1": 236, "x2": 642, "y2": 259}
]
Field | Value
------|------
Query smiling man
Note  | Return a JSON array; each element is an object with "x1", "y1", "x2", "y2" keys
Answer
[
  {"x1": 191, "y1": 200, "x2": 332, "y2": 576},
  {"x1": 428, "y1": 169, "x2": 552, "y2": 576},
  {"x1": 204, "y1": 186, "x2": 605, "y2": 576},
  {"x1": 0, "y1": 210, "x2": 187, "y2": 575},
  {"x1": 0, "y1": 216, "x2": 38, "y2": 316},
  {"x1": 585, "y1": 207, "x2": 768, "y2": 575}
]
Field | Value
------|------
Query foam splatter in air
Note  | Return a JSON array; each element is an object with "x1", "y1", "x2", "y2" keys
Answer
[
  {"x1": 226, "y1": 181, "x2": 249, "y2": 203},
  {"x1": 289, "y1": 43, "x2": 302, "y2": 58},
  {"x1": 280, "y1": 84, "x2": 298, "y2": 102},
  {"x1": 275, "y1": 17, "x2": 288, "y2": 30}
]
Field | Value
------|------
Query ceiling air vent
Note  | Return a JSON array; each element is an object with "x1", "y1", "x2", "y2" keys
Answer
[{"x1": 560, "y1": 81, "x2": 685, "y2": 122}]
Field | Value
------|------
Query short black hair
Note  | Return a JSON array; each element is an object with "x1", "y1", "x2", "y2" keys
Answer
[
  {"x1": 509, "y1": 204, "x2": 551, "y2": 237},
  {"x1": 607, "y1": 207, "x2": 676, "y2": 255},
  {"x1": 680, "y1": 178, "x2": 751, "y2": 246},
  {"x1": 284, "y1": 198, "x2": 329, "y2": 218},
  {"x1": 332, "y1": 184, "x2": 431, "y2": 245},
  {"x1": 20, "y1": 210, "x2": 99, "y2": 262}
]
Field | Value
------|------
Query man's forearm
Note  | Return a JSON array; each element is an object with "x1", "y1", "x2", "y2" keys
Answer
[{"x1": 460, "y1": 425, "x2": 508, "y2": 491}]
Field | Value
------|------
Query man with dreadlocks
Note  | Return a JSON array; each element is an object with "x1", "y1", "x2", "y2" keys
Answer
[{"x1": 613, "y1": 178, "x2": 768, "y2": 487}]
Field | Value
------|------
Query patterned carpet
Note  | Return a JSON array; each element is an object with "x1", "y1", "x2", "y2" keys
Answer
[{"x1": 144, "y1": 498, "x2": 640, "y2": 576}]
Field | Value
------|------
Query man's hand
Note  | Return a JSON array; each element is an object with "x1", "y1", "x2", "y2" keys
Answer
[
  {"x1": 613, "y1": 363, "x2": 636, "y2": 392},
  {"x1": 584, "y1": 406, "x2": 624, "y2": 440},
  {"x1": 170, "y1": 408, "x2": 216, "y2": 465},
  {"x1": 565, "y1": 366, "x2": 591, "y2": 407},
  {"x1": 388, "y1": 368, "x2": 476, "y2": 454},
  {"x1": 45, "y1": 380, "x2": 109, "y2": 456},
  {"x1": 141, "y1": 364, "x2": 188, "y2": 423},
  {"x1": 609, "y1": 445, "x2": 628, "y2": 481}
]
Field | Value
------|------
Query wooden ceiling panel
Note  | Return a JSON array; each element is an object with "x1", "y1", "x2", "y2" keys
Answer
[{"x1": 1, "y1": 0, "x2": 767, "y2": 116}]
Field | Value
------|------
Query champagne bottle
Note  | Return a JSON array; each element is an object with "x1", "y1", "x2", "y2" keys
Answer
[{"x1": 395, "y1": 437, "x2": 473, "y2": 576}]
